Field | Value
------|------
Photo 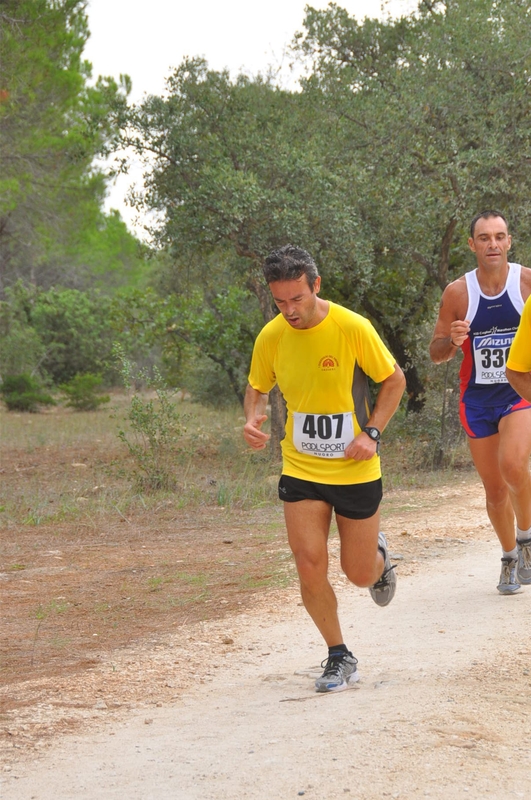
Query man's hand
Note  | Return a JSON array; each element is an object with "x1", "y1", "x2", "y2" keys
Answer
[
  {"x1": 243, "y1": 415, "x2": 271, "y2": 450},
  {"x1": 429, "y1": 279, "x2": 469, "y2": 363},
  {"x1": 243, "y1": 385, "x2": 271, "y2": 450},
  {"x1": 449, "y1": 319, "x2": 471, "y2": 348},
  {"x1": 344, "y1": 432, "x2": 377, "y2": 461}
]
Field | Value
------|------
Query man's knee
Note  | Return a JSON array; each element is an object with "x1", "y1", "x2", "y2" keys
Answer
[
  {"x1": 341, "y1": 555, "x2": 381, "y2": 588},
  {"x1": 500, "y1": 457, "x2": 531, "y2": 490},
  {"x1": 293, "y1": 552, "x2": 327, "y2": 588},
  {"x1": 484, "y1": 483, "x2": 510, "y2": 510}
]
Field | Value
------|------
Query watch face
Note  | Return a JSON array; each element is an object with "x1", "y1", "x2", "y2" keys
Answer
[{"x1": 364, "y1": 426, "x2": 380, "y2": 441}]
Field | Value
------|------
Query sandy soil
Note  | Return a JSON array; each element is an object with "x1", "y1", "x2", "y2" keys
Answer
[{"x1": 2, "y1": 476, "x2": 531, "y2": 799}]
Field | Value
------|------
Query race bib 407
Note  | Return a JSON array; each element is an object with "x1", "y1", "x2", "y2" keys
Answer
[{"x1": 292, "y1": 412, "x2": 354, "y2": 458}]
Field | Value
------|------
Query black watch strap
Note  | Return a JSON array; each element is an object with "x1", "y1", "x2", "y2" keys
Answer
[{"x1": 362, "y1": 426, "x2": 381, "y2": 442}]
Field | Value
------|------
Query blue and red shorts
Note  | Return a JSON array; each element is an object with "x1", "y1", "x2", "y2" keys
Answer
[{"x1": 459, "y1": 397, "x2": 531, "y2": 439}]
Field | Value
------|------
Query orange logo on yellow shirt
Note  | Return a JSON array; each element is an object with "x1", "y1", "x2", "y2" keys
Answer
[{"x1": 319, "y1": 355, "x2": 338, "y2": 370}]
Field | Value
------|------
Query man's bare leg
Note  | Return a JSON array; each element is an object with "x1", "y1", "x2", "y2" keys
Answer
[
  {"x1": 336, "y1": 511, "x2": 383, "y2": 585},
  {"x1": 284, "y1": 499, "x2": 343, "y2": 647},
  {"x1": 498, "y1": 410, "x2": 531, "y2": 531},
  {"x1": 499, "y1": 410, "x2": 531, "y2": 586},
  {"x1": 468, "y1": 434, "x2": 517, "y2": 552}
]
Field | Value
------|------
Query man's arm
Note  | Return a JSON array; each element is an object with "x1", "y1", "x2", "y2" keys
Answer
[
  {"x1": 506, "y1": 368, "x2": 531, "y2": 404},
  {"x1": 243, "y1": 384, "x2": 271, "y2": 450},
  {"x1": 429, "y1": 280, "x2": 470, "y2": 364},
  {"x1": 345, "y1": 364, "x2": 406, "y2": 461}
]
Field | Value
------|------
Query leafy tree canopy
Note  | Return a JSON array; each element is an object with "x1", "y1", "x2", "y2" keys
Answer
[
  {"x1": 116, "y1": 0, "x2": 531, "y2": 416},
  {"x1": 0, "y1": 0, "x2": 144, "y2": 293}
]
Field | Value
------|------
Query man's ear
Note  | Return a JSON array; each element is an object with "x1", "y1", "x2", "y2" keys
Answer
[{"x1": 467, "y1": 237, "x2": 476, "y2": 253}]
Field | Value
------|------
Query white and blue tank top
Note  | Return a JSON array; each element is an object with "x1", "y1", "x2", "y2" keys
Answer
[{"x1": 459, "y1": 263, "x2": 524, "y2": 408}]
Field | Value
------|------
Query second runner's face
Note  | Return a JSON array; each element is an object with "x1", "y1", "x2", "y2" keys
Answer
[
  {"x1": 468, "y1": 216, "x2": 512, "y2": 271},
  {"x1": 269, "y1": 275, "x2": 322, "y2": 329}
]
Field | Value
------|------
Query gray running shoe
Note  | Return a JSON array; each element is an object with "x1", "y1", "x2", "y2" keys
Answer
[
  {"x1": 315, "y1": 651, "x2": 359, "y2": 693},
  {"x1": 369, "y1": 531, "x2": 397, "y2": 607},
  {"x1": 516, "y1": 538, "x2": 531, "y2": 584},
  {"x1": 497, "y1": 557, "x2": 521, "y2": 595}
]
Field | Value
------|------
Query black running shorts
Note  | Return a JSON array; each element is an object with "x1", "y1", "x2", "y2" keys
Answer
[{"x1": 278, "y1": 474, "x2": 382, "y2": 520}]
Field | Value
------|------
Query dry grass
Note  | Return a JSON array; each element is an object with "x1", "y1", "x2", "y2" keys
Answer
[{"x1": 0, "y1": 396, "x2": 291, "y2": 688}]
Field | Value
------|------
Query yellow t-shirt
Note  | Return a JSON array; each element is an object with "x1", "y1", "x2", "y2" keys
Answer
[
  {"x1": 248, "y1": 301, "x2": 396, "y2": 484},
  {"x1": 507, "y1": 294, "x2": 531, "y2": 372}
]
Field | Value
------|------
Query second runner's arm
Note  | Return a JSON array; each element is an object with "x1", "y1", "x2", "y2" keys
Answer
[{"x1": 429, "y1": 280, "x2": 470, "y2": 364}]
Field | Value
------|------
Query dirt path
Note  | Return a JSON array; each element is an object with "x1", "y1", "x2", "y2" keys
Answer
[{"x1": 3, "y1": 527, "x2": 531, "y2": 799}]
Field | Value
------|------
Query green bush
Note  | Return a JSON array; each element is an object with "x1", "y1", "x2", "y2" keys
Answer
[
  {"x1": 59, "y1": 373, "x2": 111, "y2": 411},
  {"x1": 114, "y1": 346, "x2": 189, "y2": 491},
  {"x1": 31, "y1": 288, "x2": 117, "y2": 385},
  {"x1": 0, "y1": 320, "x2": 46, "y2": 378},
  {"x1": 0, "y1": 374, "x2": 56, "y2": 413},
  {"x1": 182, "y1": 357, "x2": 240, "y2": 409}
]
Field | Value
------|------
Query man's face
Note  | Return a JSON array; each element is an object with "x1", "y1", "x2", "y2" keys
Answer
[
  {"x1": 468, "y1": 216, "x2": 511, "y2": 270},
  {"x1": 269, "y1": 274, "x2": 321, "y2": 329}
]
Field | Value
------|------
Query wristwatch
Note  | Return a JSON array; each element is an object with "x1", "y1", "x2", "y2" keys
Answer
[
  {"x1": 362, "y1": 426, "x2": 381, "y2": 442},
  {"x1": 362, "y1": 426, "x2": 381, "y2": 455}
]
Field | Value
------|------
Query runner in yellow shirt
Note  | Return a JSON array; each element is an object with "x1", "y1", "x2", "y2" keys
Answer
[
  {"x1": 244, "y1": 245, "x2": 405, "y2": 693},
  {"x1": 507, "y1": 294, "x2": 531, "y2": 400}
]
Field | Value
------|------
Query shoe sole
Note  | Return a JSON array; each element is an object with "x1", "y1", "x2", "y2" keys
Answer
[
  {"x1": 315, "y1": 671, "x2": 360, "y2": 693},
  {"x1": 497, "y1": 585, "x2": 522, "y2": 594},
  {"x1": 516, "y1": 572, "x2": 531, "y2": 585}
]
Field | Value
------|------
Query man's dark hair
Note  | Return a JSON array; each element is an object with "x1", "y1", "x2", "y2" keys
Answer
[
  {"x1": 262, "y1": 245, "x2": 319, "y2": 290},
  {"x1": 470, "y1": 210, "x2": 509, "y2": 238}
]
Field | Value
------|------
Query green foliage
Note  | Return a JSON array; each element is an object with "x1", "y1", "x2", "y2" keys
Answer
[
  {"x1": 0, "y1": 374, "x2": 56, "y2": 413},
  {"x1": 0, "y1": 282, "x2": 121, "y2": 385},
  {"x1": 108, "y1": 287, "x2": 176, "y2": 380},
  {"x1": 297, "y1": 0, "x2": 531, "y2": 289},
  {"x1": 167, "y1": 286, "x2": 260, "y2": 405},
  {"x1": 111, "y1": 283, "x2": 260, "y2": 406},
  {"x1": 182, "y1": 357, "x2": 240, "y2": 409},
  {"x1": 122, "y1": 60, "x2": 370, "y2": 314},
  {"x1": 391, "y1": 373, "x2": 465, "y2": 471},
  {"x1": 114, "y1": 347, "x2": 188, "y2": 492},
  {"x1": 68, "y1": 209, "x2": 151, "y2": 291},
  {"x1": 59, "y1": 373, "x2": 110, "y2": 411},
  {"x1": 30, "y1": 287, "x2": 118, "y2": 384},
  {"x1": 0, "y1": 293, "x2": 45, "y2": 377},
  {"x1": 120, "y1": 0, "x2": 531, "y2": 417},
  {"x1": 0, "y1": 0, "x2": 135, "y2": 292}
]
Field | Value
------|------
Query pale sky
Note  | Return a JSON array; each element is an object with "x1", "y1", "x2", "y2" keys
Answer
[{"x1": 83, "y1": 0, "x2": 418, "y2": 234}]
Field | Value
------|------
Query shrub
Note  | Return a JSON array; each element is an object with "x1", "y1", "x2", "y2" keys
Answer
[
  {"x1": 59, "y1": 373, "x2": 111, "y2": 411},
  {"x1": 31, "y1": 288, "x2": 117, "y2": 385},
  {"x1": 114, "y1": 346, "x2": 188, "y2": 491},
  {"x1": 0, "y1": 374, "x2": 56, "y2": 412}
]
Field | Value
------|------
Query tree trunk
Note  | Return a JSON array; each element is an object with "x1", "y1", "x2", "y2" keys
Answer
[
  {"x1": 379, "y1": 326, "x2": 426, "y2": 414},
  {"x1": 360, "y1": 298, "x2": 426, "y2": 414}
]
